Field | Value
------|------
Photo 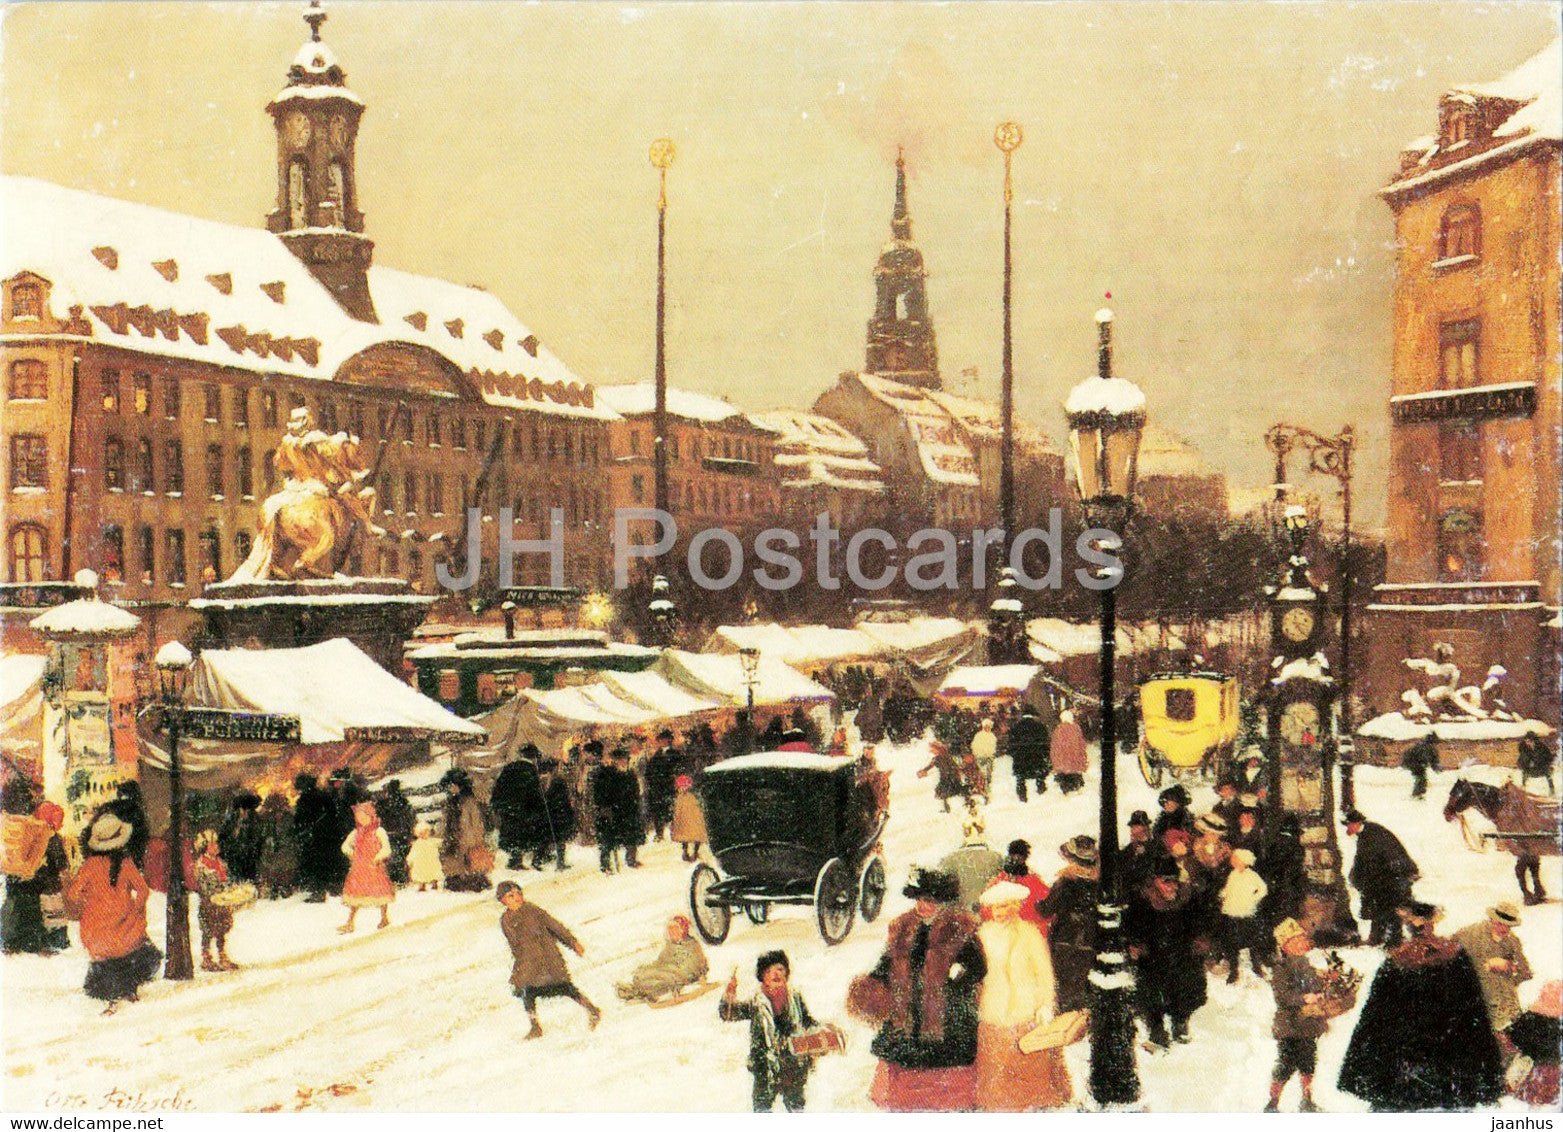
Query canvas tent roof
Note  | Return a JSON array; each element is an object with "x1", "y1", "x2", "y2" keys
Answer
[
  {"x1": 936, "y1": 664, "x2": 1041, "y2": 699},
  {"x1": 658, "y1": 650, "x2": 834, "y2": 708},
  {"x1": 1, "y1": 654, "x2": 46, "y2": 773},
  {"x1": 706, "y1": 617, "x2": 978, "y2": 674}
]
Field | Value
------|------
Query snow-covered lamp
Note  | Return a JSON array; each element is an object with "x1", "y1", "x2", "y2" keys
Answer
[
  {"x1": 1065, "y1": 308, "x2": 1146, "y2": 514},
  {"x1": 154, "y1": 640, "x2": 194, "y2": 704}
]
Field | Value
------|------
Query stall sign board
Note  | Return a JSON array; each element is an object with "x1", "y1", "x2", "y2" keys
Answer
[{"x1": 173, "y1": 708, "x2": 302, "y2": 744}]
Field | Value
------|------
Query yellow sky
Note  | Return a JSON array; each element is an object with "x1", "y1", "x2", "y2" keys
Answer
[{"x1": 3, "y1": 1, "x2": 1559, "y2": 528}]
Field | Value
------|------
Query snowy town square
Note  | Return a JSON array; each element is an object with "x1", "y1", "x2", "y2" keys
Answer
[{"x1": 1, "y1": 0, "x2": 1560, "y2": 1120}]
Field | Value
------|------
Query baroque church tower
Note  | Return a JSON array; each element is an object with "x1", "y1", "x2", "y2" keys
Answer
[
  {"x1": 864, "y1": 150, "x2": 940, "y2": 389},
  {"x1": 265, "y1": 2, "x2": 377, "y2": 323}
]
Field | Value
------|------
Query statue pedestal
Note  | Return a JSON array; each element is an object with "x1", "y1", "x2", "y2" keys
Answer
[{"x1": 190, "y1": 577, "x2": 435, "y2": 674}]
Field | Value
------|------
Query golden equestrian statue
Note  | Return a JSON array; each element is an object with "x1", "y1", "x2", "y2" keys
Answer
[{"x1": 231, "y1": 407, "x2": 384, "y2": 581}]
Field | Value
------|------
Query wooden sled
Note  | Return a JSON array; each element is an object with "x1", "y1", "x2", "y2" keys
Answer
[{"x1": 646, "y1": 980, "x2": 721, "y2": 1009}]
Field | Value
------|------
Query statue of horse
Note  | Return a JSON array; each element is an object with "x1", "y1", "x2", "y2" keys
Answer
[{"x1": 1444, "y1": 777, "x2": 1560, "y2": 905}]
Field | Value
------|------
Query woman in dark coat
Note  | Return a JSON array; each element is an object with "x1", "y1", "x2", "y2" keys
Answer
[
  {"x1": 2, "y1": 799, "x2": 69, "y2": 954},
  {"x1": 1338, "y1": 902, "x2": 1505, "y2": 1111},
  {"x1": 848, "y1": 869, "x2": 988, "y2": 1111},
  {"x1": 1151, "y1": 785, "x2": 1195, "y2": 843},
  {"x1": 1125, "y1": 859, "x2": 1208, "y2": 1048},
  {"x1": 1034, "y1": 836, "x2": 1099, "y2": 1014},
  {"x1": 292, "y1": 773, "x2": 336, "y2": 902},
  {"x1": 440, "y1": 769, "x2": 493, "y2": 892},
  {"x1": 492, "y1": 750, "x2": 548, "y2": 869},
  {"x1": 218, "y1": 791, "x2": 264, "y2": 883},
  {"x1": 375, "y1": 780, "x2": 417, "y2": 884}
]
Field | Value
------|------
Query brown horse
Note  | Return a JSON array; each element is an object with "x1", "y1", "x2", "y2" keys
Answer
[{"x1": 1444, "y1": 778, "x2": 1560, "y2": 905}]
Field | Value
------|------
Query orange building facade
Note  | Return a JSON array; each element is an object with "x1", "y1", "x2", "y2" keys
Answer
[{"x1": 1362, "y1": 39, "x2": 1561, "y2": 724}]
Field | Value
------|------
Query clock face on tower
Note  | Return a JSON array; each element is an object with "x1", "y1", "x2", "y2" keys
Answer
[
  {"x1": 328, "y1": 113, "x2": 350, "y2": 151},
  {"x1": 1279, "y1": 700, "x2": 1321, "y2": 747},
  {"x1": 285, "y1": 111, "x2": 312, "y2": 148},
  {"x1": 1281, "y1": 606, "x2": 1316, "y2": 643}
]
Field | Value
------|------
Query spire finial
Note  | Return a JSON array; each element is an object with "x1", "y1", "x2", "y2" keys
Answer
[
  {"x1": 304, "y1": 0, "x2": 327, "y2": 42},
  {"x1": 891, "y1": 147, "x2": 910, "y2": 238}
]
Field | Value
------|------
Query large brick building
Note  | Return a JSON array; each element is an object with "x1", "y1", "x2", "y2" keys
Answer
[
  {"x1": 1362, "y1": 38, "x2": 1560, "y2": 723},
  {"x1": 1, "y1": 11, "x2": 624, "y2": 608}
]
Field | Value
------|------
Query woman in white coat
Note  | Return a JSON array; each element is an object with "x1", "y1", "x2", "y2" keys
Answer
[{"x1": 973, "y1": 881, "x2": 1073, "y2": 1110}]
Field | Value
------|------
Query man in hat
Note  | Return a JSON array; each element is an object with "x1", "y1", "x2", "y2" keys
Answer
[
  {"x1": 1007, "y1": 704, "x2": 1051, "y2": 802},
  {"x1": 497, "y1": 880, "x2": 600, "y2": 1040},
  {"x1": 593, "y1": 748, "x2": 643, "y2": 872},
  {"x1": 848, "y1": 868, "x2": 987, "y2": 1111},
  {"x1": 1152, "y1": 785, "x2": 1195, "y2": 842},
  {"x1": 645, "y1": 730, "x2": 680, "y2": 842},
  {"x1": 1266, "y1": 918, "x2": 1327, "y2": 1112},
  {"x1": 1453, "y1": 902, "x2": 1533, "y2": 1035},
  {"x1": 1339, "y1": 900, "x2": 1504, "y2": 1110},
  {"x1": 493, "y1": 747, "x2": 549, "y2": 870},
  {"x1": 1236, "y1": 748, "x2": 1266, "y2": 797},
  {"x1": 374, "y1": 779, "x2": 416, "y2": 884},
  {"x1": 1120, "y1": 811, "x2": 1158, "y2": 895},
  {"x1": 1035, "y1": 836, "x2": 1099, "y2": 1014},
  {"x1": 939, "y1": 813, "x2": 1004, "y2": 914},
  {"x1": 1517, "y1": 731, "x2": 1557, "y2": 796},
  {"x1": 1343, "y1": 809, "x2": 1420, "y2": 947},
  {"x1": 1402, "y1": 732, "x2": 1438, "y2": 800},
  {"x1": 1211, "y1": 778, "x2": 1244, "y2": 832},
  {"x1": 1126, "y1": 857, "x2": 1207, "y2": 1050},
  {"x1": 539, "y1": 758, "x2": 576, "y2": 872}
]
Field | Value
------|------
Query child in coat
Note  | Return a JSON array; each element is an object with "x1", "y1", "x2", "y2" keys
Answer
[
  {"x1": 407, "y1": 822, "x2": 444, "y2": 891},
  {"x1": 1219, "y1": 848, "x2": 1269, "y2": 982},
  {"x1": 340, "y1": 800, "x2": 394, "y2": 932},
  {"x1": 1267, "y1": 918, "x2": 1328, "y2": 1112},
  {"x1": 720, "y1": 950, "x2": 824, "y2": 1112},
  {"x1": 193, "y1": 830, "x2": 238, "y2": 971}
]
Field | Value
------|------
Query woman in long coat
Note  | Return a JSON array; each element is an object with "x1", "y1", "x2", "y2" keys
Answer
[
  {"x1": 439, "y1": 770, "x2": 492, "y2": 892},
  {"x1": 1049, "y1": 711, "x2": 1088, "y2": 793},
  {"x1": 64, "y1": 813, "x2": 162, "y2": 1014},
  {"x1": 670, "y1": 775, "x2": 708, "y2": 862},
  {"x1": 1338, "y1": 902, "x2": 1505, "y2": 1111},
  {"x1": 848, "y1": 868, "x2": 988, "y2": 1111},
  {"x1": 1125, "y1": 859, "x2": 1208, "y2": 1048},
  {"x1": 1034, "y1": 836, "x2": 1100, "y2": 1014},
  {"x1": 2, "y1": 799, "x2": 69, "y2": 955},
  {"x1": 973, "y1": 881, "x2": 1072, "y2": 1111}
]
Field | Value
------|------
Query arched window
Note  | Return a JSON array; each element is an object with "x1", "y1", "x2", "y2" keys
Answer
[
  {"x1": 1440, "y1": 203, "x2": 1481, "y2": 261},
  {"x1": 288, "y1": 159, "x2": 308, "y2": 229},
  {"x1": 8, "y1": 359, "x2": 46, "y2": 399},
  {"x1": 10, "y1": 282, "x2": 42, "y2": 319},
  {"x1": 328, "y1": 162, "x2": 347, "y2": 220},
  {"x1": 135, "y1": 439, "x2": 153, "y2": 493},
  {"x1": 101, "y1": 524, "x2": 124, "y2": 583},
  {"x1": 8, "y1": 524, "x2": 47, "y2": 582},
  {"x1": 104, "y1": 437, "x2": 124, "y2": 490}
]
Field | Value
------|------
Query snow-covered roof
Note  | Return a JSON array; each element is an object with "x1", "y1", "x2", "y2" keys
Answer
[
  {"x1": 188, "y1": 638, "x2": 485, "y2": 744},
  {"x1": 657, "y1": 650, "x2": 834, "y2": 707},
  {"x1": 936, "y1": 664, "x2": 1040, "y2": 697},
  {"x1": 855, "y1": 616, "x2": 975, "y2": 657},
  {"x1": 594, "y1": 382, "x2": 744, "y2": 424},
  {"x1": 855, "y1": 373, "x2": 981, "y2": 487},
  {"x1": 599, "y1": 669, "x2": 724, "y2": 719},
  {"x1": 1026, "y1": 617, "x2": 1136, "y2": 658},
  {"x1": 752, "y1": 409, "x2": 887, "y2": 494},
  {"x1": 1357, "y1": 711, "x2": 1552, "y2": 742},
  {"x1": 29, "y1": 594, "x2": 141, "y2": 639},
  {"x1": 751, "y1": 409, "x2": 871, "y2": 456},
  {"x1": 703, "y1": 751, "x2": 844, "y2": 774},
  {"x1": 708, "y1": 623, "x2": 881, "y2": 667},
  {"x1": 1385, "y1": 38, "x2": 1561, "y2": 198},
  {"x1": 926, "y1": 390, "x2": 1057, "y2": 457},
  {"x1": 1, "y1": 176, "x2": 615, "y2": 420}
]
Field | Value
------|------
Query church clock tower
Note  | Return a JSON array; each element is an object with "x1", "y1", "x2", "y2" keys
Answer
[
  {"x1": 266, "y1": 2, "x2": 377, "y2": 323},
  {"x1": 864, "y1": 150, "x2": 940, "y2": 389}
]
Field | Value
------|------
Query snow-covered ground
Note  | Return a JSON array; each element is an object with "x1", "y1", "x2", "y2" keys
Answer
[{"x1": 3, "y1": 740, "x2": 1558, "y2": 1113}]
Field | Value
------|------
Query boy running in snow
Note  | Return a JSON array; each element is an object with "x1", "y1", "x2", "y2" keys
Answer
[{"x1": 497, "y1": 881, "x2": 601, "y2": 1039}]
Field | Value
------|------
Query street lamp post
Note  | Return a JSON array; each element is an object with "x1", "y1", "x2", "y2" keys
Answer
[
  {"x1": 987, "y1": 122, "x2": 1026, "y2": 664},
  {"x1": 154, "y1": 640, "x2": 195, "y2": 982},
  {"x1": 649, "y1": 137, "x2": 676, "y2": 521},
  {"x1": 739, "y1": 646, "x2": 760, "y2": 753},
  {"x1": 1066, "y1": 307, "x2": 1146, "y2": 1107},
  {"x1": 1264, "y1": 424, "x2": 1357, "y2": 807}
]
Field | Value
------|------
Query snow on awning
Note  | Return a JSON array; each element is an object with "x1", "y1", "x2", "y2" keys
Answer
[
  {"x1": 29, "y1": 595, "x2": 140, "y2": 640},
  {"x1": 658, "y1": 650, "x2": 834, "y2": 708},
  {"x1": 186, "y1": 638, "x2": 485, "y2": 745},
  {"x1": 1026, "y1": 618, "x2": 1136, "y2": 659},
  {"x1": 707, "y1": 623, "x2": 881, "y2": 668},
  {"x1": 1, "y1": 654, "x2": 46, "y2": 767},
  {"x1": 936, "y1": 664, "x2": 1041, "y2": 698},
  {"x1": 600, "y1": 670, "x2": 724, "y2": 719}
]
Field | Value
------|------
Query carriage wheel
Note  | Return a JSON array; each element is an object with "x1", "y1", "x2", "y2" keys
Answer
[
  {"x1": 689, "y1": 863, "x2": 731, "y2": 945},
  {"x1": 1138, "y1": 745, "x2": 1164, "y2": 788},
  {"x1": 744, "y1": 902, "x2": 770, "y2": 925},
  {"x1": 859, "y1": 855, "x2": 887, "y2": 923},
  {"x1": 814, "y1": 857, "x2": 857, "y2": 945}
]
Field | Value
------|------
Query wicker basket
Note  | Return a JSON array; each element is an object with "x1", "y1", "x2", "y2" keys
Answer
[
  {"x1": 0, "y1": 814, "x2": 51, "y2": 881},
  {"x1": 210, "y1": 881, "x2": 259, "y2": 910}
]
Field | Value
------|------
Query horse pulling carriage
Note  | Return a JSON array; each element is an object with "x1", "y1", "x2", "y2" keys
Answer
[
  {"x1": 1445, "y1": 776, "x2": 1560, "y2": 905},
  {"x1": 1136, "y1": 671, "x2": 1242, "y2": 787},
  {"x1": 689, "y1": 752, "x2": 888, "y2": 946}
]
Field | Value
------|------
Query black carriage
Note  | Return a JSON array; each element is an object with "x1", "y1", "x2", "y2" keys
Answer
[{"x1": 689, "y1": 751, "x2": 888, "y2": 946}]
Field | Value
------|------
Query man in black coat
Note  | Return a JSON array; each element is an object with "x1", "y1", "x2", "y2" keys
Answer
[
  {"x1": 325, "y1": 769, "x2": 357, "y2": 894},
  {"x1": 1007, "y1": 706, "x2": 1051, "y2": 802},
  {"x1": 1120, "y1": 810, "x2": 1159, "y2": 895},
  {"x1": 645, "y1": 731, "x2": 679, "y2": 842},
  {"x1": 1343, "y1": 809, "x2": 1420, "y2": 947},
  {"x1": 1401, "y1": 734, "x2": 1438, "y2": 799},
  {"x1": 292, "y1": 773, "x2": 334, "y2": 902},
  {"x1": 1126, "y1": 858, "x2": 1209, "y2": 1049},
  {"x1": 375, "y1": 780, "x2": 417, "y2": 884},
  {"x1": 592, "y1": 749, "x2": 644, "y2": 872},
  {"x1": 218, "y1": 791, "x2": 265, "y2": 883},
  {"x1": 539, "y1": 759, "x2": 576, "y2": 871},
  {"x1": 492, "y1": 749, "x2": 549, "y2": 869}
]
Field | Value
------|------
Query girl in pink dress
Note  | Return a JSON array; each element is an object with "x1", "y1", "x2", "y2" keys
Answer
[{"x1": 339, "y1": 800, "x2": 394, "y2": 933}]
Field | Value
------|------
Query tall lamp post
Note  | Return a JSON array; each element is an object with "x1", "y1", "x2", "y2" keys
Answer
[
  {"x1": 987, "y1": 122, "x2": 1026, "y2": 664},
  {"x1": 739, "y1": 646, "x2": 760, "y2": 753},
  {"x1": 1066, "y1": 307, "x2": 1146, "y2": 1106},
  {"x1": 1264, "y1": 424, "x2": 1357, "y2": 806},
  {"x1": 154, "y1": 640, "x2": 195, "y2": 981},
  {"x1": 649, "y1": 137, "x2": 676, "y2": 521}
]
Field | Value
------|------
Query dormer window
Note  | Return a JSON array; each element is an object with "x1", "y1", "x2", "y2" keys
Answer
[
  {"x1": 1439, "y1": 203, "x2": 1481, "y2": 262},
  {"x1": 10, "y1": 282, "x2": 42, "y2": 319}
]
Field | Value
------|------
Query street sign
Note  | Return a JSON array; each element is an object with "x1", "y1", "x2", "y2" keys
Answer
[
  {"x1": 496, "y1": 586, "x2": 582, "y2": 607},
  {"x1": 171, "y1": 707, "x2": 301, "y2": 743}
]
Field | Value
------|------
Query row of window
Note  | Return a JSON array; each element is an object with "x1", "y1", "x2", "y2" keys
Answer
[
  {"x1": 625, "y1": 473, "x2": 774, "y2": 517},
  {"x1": 94, "y1": 523, "x2": 253, "y2": 587},
  {"x1": 627, "y1": 429, "x2": 766, "y2": 464}
]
